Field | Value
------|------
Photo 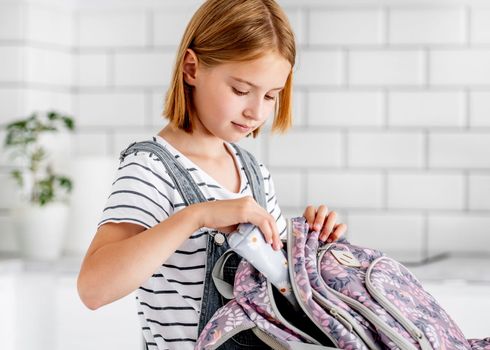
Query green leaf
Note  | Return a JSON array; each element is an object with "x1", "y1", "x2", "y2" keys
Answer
[
  {"x1": 47, "y1": 111, "x2": 57, "y2": 120},
  {"x1": 10, "y1": 169, "x2": 23, "y2": 187},
  {"x1": 57, "y1": 175, "x2": 73, "y2": 193},
  {"x1": 3, "y1": 110, "x2": 77, "y2": 206},
  {"x1": 62, "y1": 116, "x2": 75, "y2": 130}
]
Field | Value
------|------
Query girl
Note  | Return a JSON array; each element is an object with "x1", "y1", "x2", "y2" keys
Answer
[{"x1": 77, "y1": 0, "x2": 347, "y2": 349}]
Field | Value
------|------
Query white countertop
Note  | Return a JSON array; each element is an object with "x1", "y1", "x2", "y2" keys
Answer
[
  {"x1": 1, "y1": 252, "x2": 490, "y2": 284},
  {"x1": 0, "y1": 253, "x2": 84, "y2": 275},
  {"x1": 407, "y1": 252, "x2": 490, "y2": 284}
]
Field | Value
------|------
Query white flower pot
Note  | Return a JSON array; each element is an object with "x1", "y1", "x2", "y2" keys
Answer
[{"x1": 12, "y1": 202, "x2": 69, "y2": 261}]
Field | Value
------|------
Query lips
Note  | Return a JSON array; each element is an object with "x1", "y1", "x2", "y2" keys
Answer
[{"x1": 232, "y1": 122, "x2": 253, "y2": 132}]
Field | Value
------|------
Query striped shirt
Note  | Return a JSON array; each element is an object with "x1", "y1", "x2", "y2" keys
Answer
[{"x1": 98, "y1": 135, "x2": 287, "y2": 350}]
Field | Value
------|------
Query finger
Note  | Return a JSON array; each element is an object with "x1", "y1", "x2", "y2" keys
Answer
[
  {"x1": 313, "y1": 205, "x2": 329, "y2": 232},
  {"x1": 302, "y1": 205, "x2": 316, "y2": 228},
  {"x1": 319, "y1": 211, "x2": 337, "y2": 241},
  {"x1": 269, "y1": 219, "x2": 282, "y2": 250},
  {"x1": 257, "y1": 217, "x2": 273, "y2": 245},
  {"x1": 327, "y1": 223, "x2": 347, "y2": 243}
]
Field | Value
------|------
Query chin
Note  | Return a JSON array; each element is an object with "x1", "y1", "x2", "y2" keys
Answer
[{"x1": 225, "y1": 135, "x2": 244, "y2": 143}]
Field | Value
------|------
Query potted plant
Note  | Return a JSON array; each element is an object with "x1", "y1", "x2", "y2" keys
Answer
[{"x1": 3, "y1": 110, "x2": 75, "y2": 260}]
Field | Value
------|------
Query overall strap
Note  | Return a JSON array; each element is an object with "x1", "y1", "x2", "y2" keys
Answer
[
  {"x1": 230, "y1": 143, "x2": 267, "y2": 209},
  {"x1": 120, "y1": 140, "x2": 267, "y2": 207},
  {"x1": 119, "y1": 140, "x2": 206, "y2": 206}
]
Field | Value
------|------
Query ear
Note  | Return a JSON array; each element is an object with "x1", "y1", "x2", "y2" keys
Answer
[{"x1": 182, "y1": 48, "x2": 199, "y2": 86}]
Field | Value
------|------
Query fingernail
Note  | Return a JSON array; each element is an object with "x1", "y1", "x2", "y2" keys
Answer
[{"x1": 314, "y1": 224, "x2": 321, "y2": 231}]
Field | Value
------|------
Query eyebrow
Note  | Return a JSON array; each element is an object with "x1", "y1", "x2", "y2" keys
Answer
[{"x1": 231, "y1": 76, "x2": 284, "y2": 91}]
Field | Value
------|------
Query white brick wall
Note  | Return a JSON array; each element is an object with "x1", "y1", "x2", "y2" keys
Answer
[
  {"x1": 78, "y1": 12, "x2": 147, "y2": 48},
  {"x1": 471, "y1": 8, "x2": 490, "y2": 44},
  {"x1": 0, "y1": 4, "x2": 24, "y2": 41},
  {"x1": 348, "y1": 131, "x2": 425, "y2": 168},
  {"x1": 430, "y1": 132, "x2": 490, "y2": 168},
  {"x1": 431, "y1": 50, "x2": 490, "y2": 85},
  {"x1": 349, "y1": 50, "x2": 426, "y2": 86},
  {"x1": 307, "y1": 170, "x2": 385, "y2": 209},
  {"x1": 387, "y1": 172, "x2": 465, "y2": 210},
  {"x1": 389, "y1": 91, "x2": 466, "y2": 127},
  {"x1": 114, "y1": 52, "x2": 174, "y2": 87},
  {"x1": 309, "y1": 91, "x2": 384, "y2": 126},
  {"x1": 1, "y1": 0, "x2": 490, "y2": 261},
  {"x1": 25, "y1": 4, "x2": 73, "y2": 46},
  {"x1": 309, "y1": 9, "x2": 384, "y2": 45},
  {"x1": 295, "y1": 50, "x2": 344, "y2": 86},
  {"x1": 77, "y1": 92, "x2": 146, "y2": 127},
  {"x1": 347, "y1": 212, "x2": 426, "y2": 262},
  {"x1": 389, "y1": 8, "x2": 466, "y2": 45}
]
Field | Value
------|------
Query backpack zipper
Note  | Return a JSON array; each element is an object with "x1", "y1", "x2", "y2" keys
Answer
[
  {"x1": 252, "y1": 327, "x2": 288, "y2": 350},
  {"x1": 311, "y1": 288, "x2": 382, "y2": 350},
  {"x1": 287, "y1": 225, "x2": 340, "y2": 348},
  {"x1": 365, "y1": 257, "x2": 434, "y2": 350},
  {"x1": 318, "y1": 249, "x2": 418, "y2": 350},
  {"x1": 209, "y1": 324, "x2": 257, "y2": 350}
]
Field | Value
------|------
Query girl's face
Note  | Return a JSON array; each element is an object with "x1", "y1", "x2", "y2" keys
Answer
[{"x1": 184, "y1": 50, "x2": 292, "y2": 143}]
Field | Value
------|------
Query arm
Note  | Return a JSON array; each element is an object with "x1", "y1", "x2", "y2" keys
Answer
[
  {"x1": 77, "y1": 204, "x2": 201, "y2": 310},
  {"x1": 77, "y1": 196, "x2": 282, "y2": 311}
]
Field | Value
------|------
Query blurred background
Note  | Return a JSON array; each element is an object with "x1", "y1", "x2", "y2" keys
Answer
[{"x1": 0, "y1": 0, "x2": 489, "y2": 349}]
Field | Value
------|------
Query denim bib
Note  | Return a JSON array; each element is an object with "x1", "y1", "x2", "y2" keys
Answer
[{"x1": 120, "y1": 140, "x2": 271, "y2": 349}]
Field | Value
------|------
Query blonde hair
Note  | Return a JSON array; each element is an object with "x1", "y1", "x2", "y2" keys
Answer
[{"x1": 163, "y1": 0, "x2": 296, "y2": 138}]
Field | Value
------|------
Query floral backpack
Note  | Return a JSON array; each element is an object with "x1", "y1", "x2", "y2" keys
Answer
[{"x1": 195, "y1": 217, "x2": 490, "y2": 350}]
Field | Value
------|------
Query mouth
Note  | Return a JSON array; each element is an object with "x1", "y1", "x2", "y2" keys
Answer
[{"x1": 232, "y1": 122, "x2": 253, "y2": 133}]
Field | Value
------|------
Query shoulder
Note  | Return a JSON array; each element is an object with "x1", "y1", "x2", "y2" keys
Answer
[{"x1": 115, "y1": 140, "x2": 177, "y2": 192}]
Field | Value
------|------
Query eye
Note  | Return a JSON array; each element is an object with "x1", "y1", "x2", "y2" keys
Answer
[
  {"x1": 265, "y1": 95, "x2": 276, "y2": 101},
  {"x1": 232, "y1": 87, "x2": 248, "y2": 96}
]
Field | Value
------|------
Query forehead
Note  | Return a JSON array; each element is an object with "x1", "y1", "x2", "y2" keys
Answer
[{"x1": 212, "y1": 52, "x2": 291, "y2": 89}]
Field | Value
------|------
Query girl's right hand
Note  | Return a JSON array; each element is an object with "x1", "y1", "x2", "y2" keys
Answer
[{"x1": 193, "y1": 196, "x2": 283, "y2": 251}]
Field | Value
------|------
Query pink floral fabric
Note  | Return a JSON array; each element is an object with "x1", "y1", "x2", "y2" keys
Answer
[
  {"x1": 317, "y1": 235, "x2": 490, "y2": 350},
  {"x1": 290, "y1": 218, "x2": 370, "y2": 349},
  {"x1": 468, "y1": 338, "x2": 490, "y2": 350},
  {"x1": 196, "y1": 256, "x2": 309, "y2": 350},
  {"x1": 369, "y1": 257, "x2": 472, "y2": 349},
  {"x1": 196, "y1": 217, "x2": 490, "y2": 350},
  {"x1": 304, "y1": 229, "x2": 381, "y2": 347}
]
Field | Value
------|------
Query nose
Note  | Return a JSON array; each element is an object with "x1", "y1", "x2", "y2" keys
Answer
[
  {"x1": 243, "y1": 103, "x2": 263, "y2": 120},
  {"x1": 243, "y1": 99, "x2": 264, "y2": 121}
]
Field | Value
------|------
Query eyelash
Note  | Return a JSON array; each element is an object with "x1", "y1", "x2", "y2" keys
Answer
[{"x1": 232, "y1": 87, "x2": 276, "y2": 101}]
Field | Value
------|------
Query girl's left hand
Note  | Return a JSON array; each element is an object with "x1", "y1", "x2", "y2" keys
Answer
[{"x1": 303, "y1": 205, "x2": 347, "y2": 243}]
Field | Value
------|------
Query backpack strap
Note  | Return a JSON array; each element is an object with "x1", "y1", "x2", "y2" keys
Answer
[
  {"x1": 230, "y1": 143, "x2": 267, "y2": 209},
  {"x1": 211, "y1": 248, "x2": 236, "y2": 300}
]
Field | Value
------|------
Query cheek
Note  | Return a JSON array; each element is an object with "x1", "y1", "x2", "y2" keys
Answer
[
  {"x1": 194, "y1": 86, "x2": 219, "y2": 113},
  {"x1": 210, "y1": 88, "x2": 244, "y2": 118},
  {"x1": 264, "y1": 102, "x2": 276, "y2": 119}
]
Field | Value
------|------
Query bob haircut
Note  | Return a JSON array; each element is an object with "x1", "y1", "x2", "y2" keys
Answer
[{"x1": 163, "y1": 0, "x2": 296, "y2": 138}]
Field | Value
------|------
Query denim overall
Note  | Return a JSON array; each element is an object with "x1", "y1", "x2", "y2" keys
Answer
[{"x1": 121, "y1": 140, "x2": 271, "y2": 349}]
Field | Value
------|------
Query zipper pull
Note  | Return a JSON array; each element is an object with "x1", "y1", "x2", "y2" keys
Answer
[{"x1": 329, "y1": 308, "x2": 353, "y2": 333}]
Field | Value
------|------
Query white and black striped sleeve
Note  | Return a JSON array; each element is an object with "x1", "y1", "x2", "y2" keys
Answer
[
  {"x1": 97, "y1": 150, "x2": 175, "y2": 230},
  {"x1": 260, "y1": 163, "x2": 288, "y2": 239}
]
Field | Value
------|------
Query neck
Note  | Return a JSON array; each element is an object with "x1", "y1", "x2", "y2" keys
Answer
[{"x1": 158, "y1": 124, "x2": 228, "y2": 159}]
